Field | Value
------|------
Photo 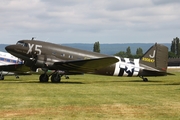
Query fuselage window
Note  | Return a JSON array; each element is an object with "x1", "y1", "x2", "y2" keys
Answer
[
  {"x1": 13, "y1": 60, "x2": 16, "y2": 63},
  {"x1": 68, "y1": 55, "x2": 73, "y2": 59},
  {"x1": 61, "y1": 53, "x2": 65, "y2": 57},
  {"x1": 52, "y1": 52, "x2": 56, "y2": 55},
  {"x1": 6, "y1": 59, "x2": 10, "y2": 62}
]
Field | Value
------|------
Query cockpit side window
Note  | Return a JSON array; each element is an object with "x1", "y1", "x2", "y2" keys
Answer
[
  {"x1": 16, "y1": 41, "x2": 24, "y2": 46},
  {"x1": 16, "y1": 41, "x2": 28, "y2": 47}
]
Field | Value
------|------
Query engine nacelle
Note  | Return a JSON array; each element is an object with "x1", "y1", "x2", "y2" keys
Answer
[
  {"x1": 25, "y1": 55, "x2": 61, "y2": 70},
  {"x1": 35, "y1": 55, "x2": 60, "y2": 69}
]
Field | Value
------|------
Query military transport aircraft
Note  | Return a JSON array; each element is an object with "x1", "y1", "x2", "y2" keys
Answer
[{"x1": 5, "y1": 39, "x2": 169, "y2": 83}]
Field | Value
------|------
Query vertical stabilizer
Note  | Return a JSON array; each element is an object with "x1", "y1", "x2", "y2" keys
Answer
[{"x1": 140, "y1": 43, "x2": 168, "y2": 72}]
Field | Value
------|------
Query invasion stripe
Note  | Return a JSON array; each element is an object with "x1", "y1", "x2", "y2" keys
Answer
[
  {"x1": 118, "y1": 68, "x2": 124, "y2": 76},
  {"x1": 113, "y1": 56, "x2": 120, "y2": 76}
]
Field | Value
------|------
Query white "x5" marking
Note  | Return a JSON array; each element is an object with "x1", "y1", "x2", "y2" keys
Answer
[
  {"x1": 27, "y1": 43, "x2": 42, "y2": 55},
  {"x1": 27, "y1": 43, "x2": 34, "y2": 54}
]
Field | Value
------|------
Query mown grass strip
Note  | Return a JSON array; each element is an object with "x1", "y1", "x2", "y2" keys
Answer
[{"x1": 0, "y1": 71, "x2": 180, "y2": 120}]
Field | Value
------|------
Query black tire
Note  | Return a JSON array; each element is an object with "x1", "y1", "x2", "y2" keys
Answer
[
  {"x1": 51, "y1": 74, "x2": 61, "y2": 83},
  {"x1": 39, "y1": 74, "x2": 49, "y2": 82},
  {"x1": 0, "y1": 75, "x2": 4, "y2": 80},
  {"x1": 143, "y1": 78, "x2": 148, "y2": 82}
]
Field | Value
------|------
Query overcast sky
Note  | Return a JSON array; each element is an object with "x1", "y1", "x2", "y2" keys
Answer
[{"x1": 0, "y1": 0, "x2": 180, "y2": 44}]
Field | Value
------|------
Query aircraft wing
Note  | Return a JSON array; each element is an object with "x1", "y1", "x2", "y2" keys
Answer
[{"x1": 54, "y1": 57, "x2": 119, "y2": 72}]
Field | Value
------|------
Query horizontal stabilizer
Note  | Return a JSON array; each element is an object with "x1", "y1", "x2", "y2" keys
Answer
[{"x1": 166, "y1": 72, "x2": 175, "y2": 75}]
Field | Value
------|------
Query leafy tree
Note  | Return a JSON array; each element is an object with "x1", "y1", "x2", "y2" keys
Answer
[
  {"x1": 171, "y1": 40, "x2": 175, "y2": 54},
  {"x1": 93, "y1": 41, "x2": 100, "y2": 53},
  {"x1": 168, "y1": 51, "x2": 176, "y2": 58},
  {"x1": 126, "y1": 46, "x2": 132, "y2": 58},
  {"x1": 114, "y1": 51, "x2": 127, "y2": 57},
  {"x1": 114, "y1": 46, "x2": 143, "y2": 58},
  {"x1": 136, "y1": 47, "x2": 143, "y2": 57},
  {"x1": 176, "y1": 37, "x2": 180, "y2": 57},
  {"x1": 170, "y1": 37, "x2": 180, "y2": 58}
]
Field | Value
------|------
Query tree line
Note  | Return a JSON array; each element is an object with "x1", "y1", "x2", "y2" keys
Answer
[
  {"x1": 113, "y1": 47, "x2": 143, "y2": 58},
  {"x1": 93, "y1": 41, "x2": 143, "y2": 58},
  {"x1": 93, "y1": 37, "x2": 180, "y2": 58}
]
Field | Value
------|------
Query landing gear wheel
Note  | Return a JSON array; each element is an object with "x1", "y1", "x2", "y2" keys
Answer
[
  {"x1": 0, "y1": 75, "x2": 4, "y2": 80},
  {"x1": 143, "y1": 78, "x2": 148, "y2": 82},
  {"x1": 39, "y1": 74, "x2": 49, "y2": 82},
  {"x1": 51, "y1": 74, "x2": 61, "y2": 83},
  {"x1": 65, "y1": 76, "x2": 69, "y2": 79},
  {"x1": 16, "y1": 76, "x2": 19, "y2": 79}
]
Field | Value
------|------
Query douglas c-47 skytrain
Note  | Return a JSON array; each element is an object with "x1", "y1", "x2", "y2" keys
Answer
[{"x1": 5, "y1": 38, "x2": 169, "y2": 83}]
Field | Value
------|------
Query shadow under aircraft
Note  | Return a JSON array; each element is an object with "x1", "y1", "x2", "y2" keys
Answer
[{"x1": 5, "y1": 38, "x2": 170, "y2": 83}]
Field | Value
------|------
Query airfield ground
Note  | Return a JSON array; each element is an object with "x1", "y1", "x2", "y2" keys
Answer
[{"x1": 0, "y1": 69, "x2": 180, "y2": 120}]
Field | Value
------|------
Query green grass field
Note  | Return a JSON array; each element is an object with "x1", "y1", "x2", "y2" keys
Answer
[{"x1": 0, "y1": 69, "x2": 180, "y2": 120}]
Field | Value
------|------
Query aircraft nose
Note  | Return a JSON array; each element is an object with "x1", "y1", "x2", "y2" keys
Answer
[{"x1": 5, "y1": 45, "x2": 14, "y2": 53}]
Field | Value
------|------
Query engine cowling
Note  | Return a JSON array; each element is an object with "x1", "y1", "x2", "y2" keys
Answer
[
  {"x1": 36, "y1": 55, "x2": 61, "y2": 68},
  {"x1": 25, "y1": 55, "x2": 61, "y2": 70}
]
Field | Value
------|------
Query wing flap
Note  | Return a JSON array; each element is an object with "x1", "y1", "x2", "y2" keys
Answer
[{"x1": 54, "y1": 57, "x2": 118, "y2": 72}]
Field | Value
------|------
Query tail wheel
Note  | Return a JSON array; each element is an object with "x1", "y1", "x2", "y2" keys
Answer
[
  {"x1": 39, "y1": 74, "x2": 49, "y2": 82},
  {"x1": 51, "y1": 73, "x2": 61, "y2": 83},
  {"x1": 143, "y1": 78, "x2": 148, "y2": 82},
  {"x1": 139, "y1": 76, "x2": 148, "y2": 82}
]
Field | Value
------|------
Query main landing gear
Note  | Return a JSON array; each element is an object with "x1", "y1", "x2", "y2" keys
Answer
[
  {"x1": 0, "y1": 75, "x2": 19, "y2": 80},
  {"x1": 0, "y1": 71, "x2": 4, "y2": 80},
  {"x1": 0, "y1": 72, "x2": 19, "y2": 80},
  {"x1": 39, "y1": 74, "x2": 49, "y2": 82},
  {"x1": 39, "y1": 71, "x2": 69, "y2": 83},
  {"x1": 39, "y1": 73, "x2": 61, "y2": 83},
  {"x1": 0, "y1": 75, "x2": 4, "y2": 80},
  {"x1": 51, "y1": 73, "x2": 61, "y2": 83}
]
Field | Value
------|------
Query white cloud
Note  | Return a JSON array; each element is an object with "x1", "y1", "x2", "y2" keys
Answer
[{"x1": 0, "y1": 0, "x2": 180, "y2": 44}]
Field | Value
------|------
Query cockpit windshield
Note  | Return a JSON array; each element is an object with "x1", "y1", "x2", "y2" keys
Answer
[{"x1": 16, "y1": 41, "x2": 28, "y2": 47}]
